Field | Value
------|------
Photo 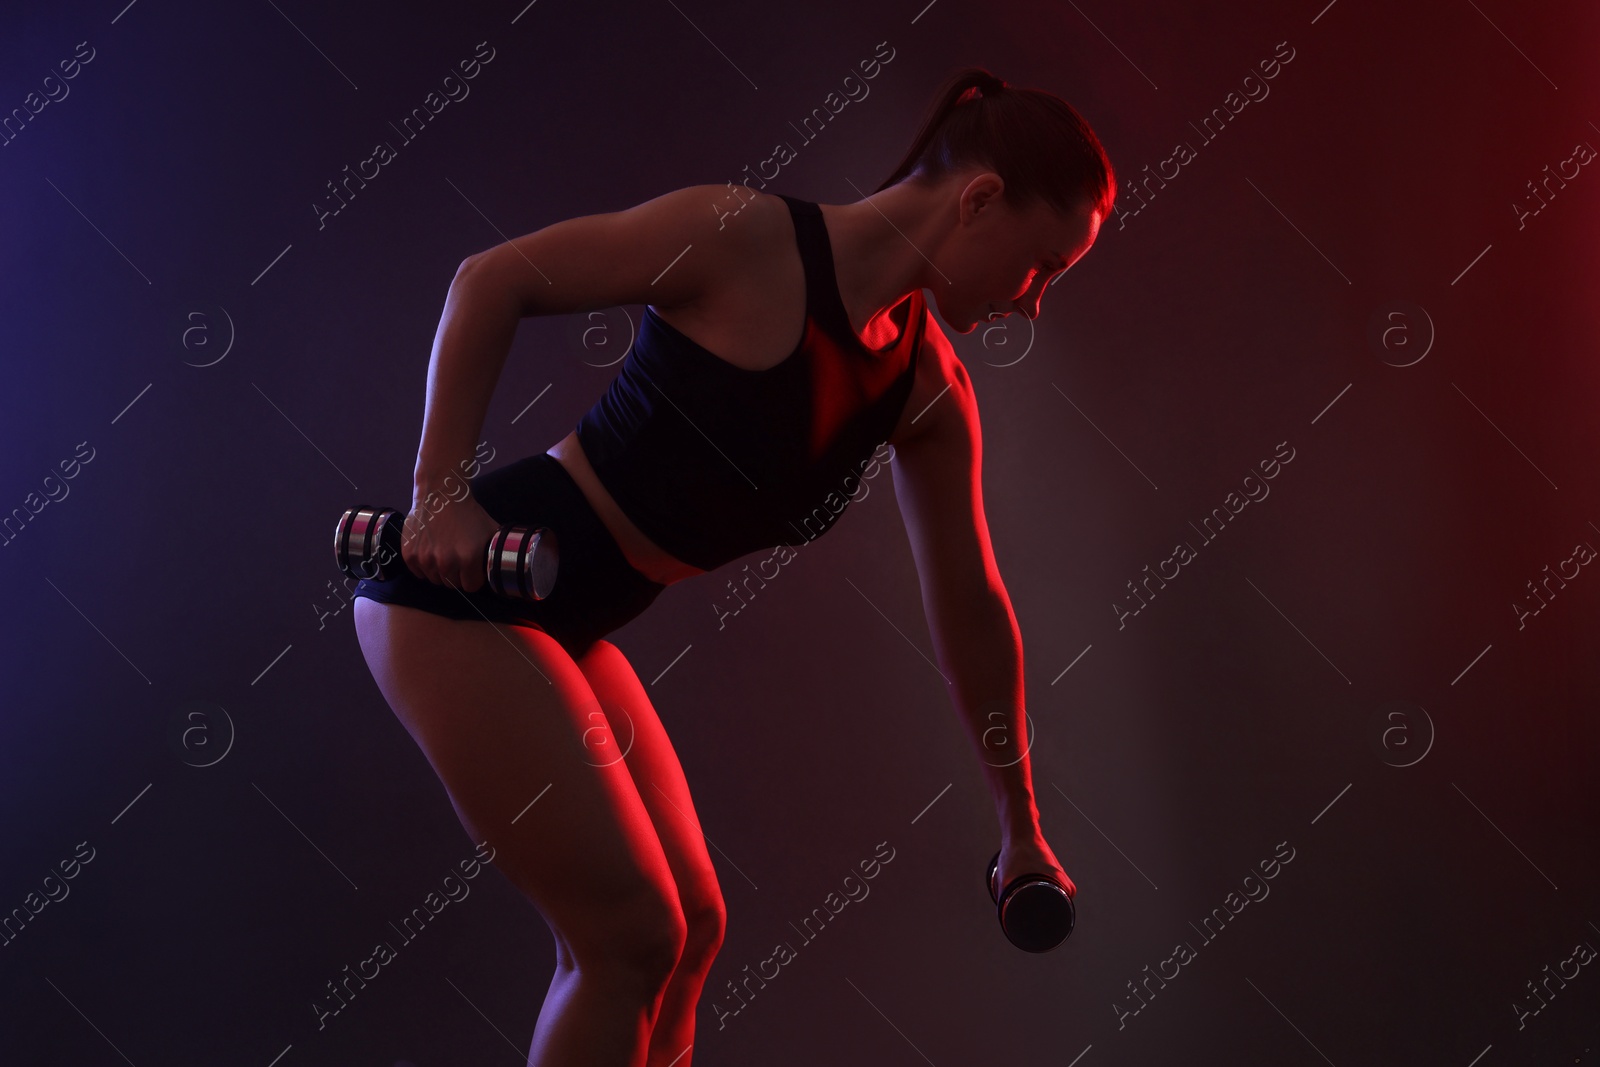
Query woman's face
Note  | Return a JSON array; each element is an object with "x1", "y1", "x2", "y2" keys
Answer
[{"x1": 935, "y1": 175, "x2": 1101, "y2": 333}]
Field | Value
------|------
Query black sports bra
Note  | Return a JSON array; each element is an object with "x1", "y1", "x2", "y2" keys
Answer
[{"x1": 573, "y1": 193, "x2": 926, "y2": 572}]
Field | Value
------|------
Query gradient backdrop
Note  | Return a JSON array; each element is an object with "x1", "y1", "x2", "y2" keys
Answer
[{"x1": 1, "y1": 0, "x2": 1597, "y2": 1063}]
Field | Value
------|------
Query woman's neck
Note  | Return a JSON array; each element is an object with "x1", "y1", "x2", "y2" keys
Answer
[{"x1": 819, "y1": 181, "x2": 950, "y2": 340}]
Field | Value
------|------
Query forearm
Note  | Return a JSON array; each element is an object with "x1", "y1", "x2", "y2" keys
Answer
[
  {"x1": 927, "y1": 588, "x2": 1042, "y2": 841},
  {"x1": 413, "y1": 258, "x2": 523, "y2": 492}
]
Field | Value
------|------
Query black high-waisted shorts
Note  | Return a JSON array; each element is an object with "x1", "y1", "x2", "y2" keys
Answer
[{"x1": 352, "y1": 452, "x2": 667, "y2": 654}]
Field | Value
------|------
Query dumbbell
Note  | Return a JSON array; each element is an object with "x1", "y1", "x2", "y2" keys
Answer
[
  {"x1": 986, "y1": 848, "x2": 1075, "y2": 952},
  {"x1": 334, "y1": 505, "x2": 559, "y2": 601}
]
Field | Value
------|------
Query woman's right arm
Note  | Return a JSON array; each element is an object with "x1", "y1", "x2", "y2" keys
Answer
[
  {"x1": 413, "y1": 259, "x2": 522, "y2": 496},
  {"x1": 402, "y1": 182, "x2": 764, "y2": 589}
]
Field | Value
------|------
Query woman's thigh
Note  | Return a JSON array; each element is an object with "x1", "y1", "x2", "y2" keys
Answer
[
  {"x1": 572, "y1": 640, "x2": 727, "y2": 932},
  {"x1": 353, "y1": 597, "x2": 686, "y2": 966}
]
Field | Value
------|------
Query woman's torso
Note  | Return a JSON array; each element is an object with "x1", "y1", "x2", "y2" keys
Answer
[{"x1": 545, "y1": 191, "x2": 943, "y2": 587}]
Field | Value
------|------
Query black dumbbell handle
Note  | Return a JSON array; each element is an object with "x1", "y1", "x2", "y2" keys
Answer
[{"x1": 986, "y1": 848, "x2": 1075, "y2": 953}]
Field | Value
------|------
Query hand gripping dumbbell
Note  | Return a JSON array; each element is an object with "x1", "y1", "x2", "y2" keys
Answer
[
  {"x1": 986, "y1": 848, "x2": 1075, "y2": 952},
  {"x1": 334, "y1": 505, "x2": 559, "y2": 600}
]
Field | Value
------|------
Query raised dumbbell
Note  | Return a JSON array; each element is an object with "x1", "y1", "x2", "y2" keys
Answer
[
  {"x1": 986, "y1": 848, "x2": 1075, "y2": 952},
  {"x1": 334, "y1": 505, "x2": 559, "y2": 601}
]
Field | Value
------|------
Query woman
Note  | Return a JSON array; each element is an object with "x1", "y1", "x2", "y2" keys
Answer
[{"x1": 351, "y1": 66, "x2": 1113, "y2": 1065}]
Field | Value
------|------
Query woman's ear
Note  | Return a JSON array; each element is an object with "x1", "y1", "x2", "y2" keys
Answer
[{"x1": 959, "y1": 171, "x2": 1006, "y2": 221}]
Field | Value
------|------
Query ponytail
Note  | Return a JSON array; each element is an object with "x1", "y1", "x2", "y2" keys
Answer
[{"x1": 873, "y1": 65, "x2": 1116, "y2": 220}]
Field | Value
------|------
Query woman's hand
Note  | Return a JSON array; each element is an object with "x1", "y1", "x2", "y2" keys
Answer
[
  {"x1": 998, "y1": 830, "x2": 1076, "y2": 901},
  {"x1": 401, "y1": 491, "x2": 503, "y2": 592}
]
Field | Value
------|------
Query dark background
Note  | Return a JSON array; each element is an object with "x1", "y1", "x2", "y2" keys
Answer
[{"x1": 2, "y1": 0, "x2": 1597, "y2": 1063}]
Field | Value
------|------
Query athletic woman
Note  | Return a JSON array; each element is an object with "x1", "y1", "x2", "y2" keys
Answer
[{"x1": 351, "y1": 66, "x2": 1114, "y2": 1066}]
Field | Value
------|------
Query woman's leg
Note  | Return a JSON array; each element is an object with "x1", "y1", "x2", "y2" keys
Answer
[
  {"x1": 352, "y1": 598, "x2": 686, "y2": 1067},
  {"x1": 572, "y1": 640, "x2": 729, "y2": 1067}
]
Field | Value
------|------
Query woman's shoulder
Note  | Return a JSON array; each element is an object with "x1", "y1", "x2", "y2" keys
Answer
[
  {"x1": 708, "y1": 186, "x2": 795, "y2": 265},
  {"x1": 650, "y1": 183, "x2": 791, "y2": 254},
  {"x1": 889, "y1": 303, "x2": 971, "y2": 451},
  {"x1": 646, "y1": 184, "x2": 795, "y2": 289}
]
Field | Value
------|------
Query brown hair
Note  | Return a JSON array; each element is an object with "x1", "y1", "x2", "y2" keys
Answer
[{"x1": 873, "y1": 66, "x2": 1116, "y2": 221}]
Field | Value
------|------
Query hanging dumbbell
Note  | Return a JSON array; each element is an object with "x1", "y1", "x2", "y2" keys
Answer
[{"x1": 986, "y1": 848, "x2": 1075, "y2": 952}]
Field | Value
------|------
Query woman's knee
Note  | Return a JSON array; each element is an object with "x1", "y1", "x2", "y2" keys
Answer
[
  {"x1": 567, "y1": 887, "x2": 690, "y2": 992},
  {"x1": 677, "y1": 889, "x2": 728, "y2": 975}
]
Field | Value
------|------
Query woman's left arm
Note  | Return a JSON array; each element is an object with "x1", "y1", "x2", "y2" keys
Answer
[{"x1": 888, "y1": 325, "x2": 1047, "y2": 850}]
